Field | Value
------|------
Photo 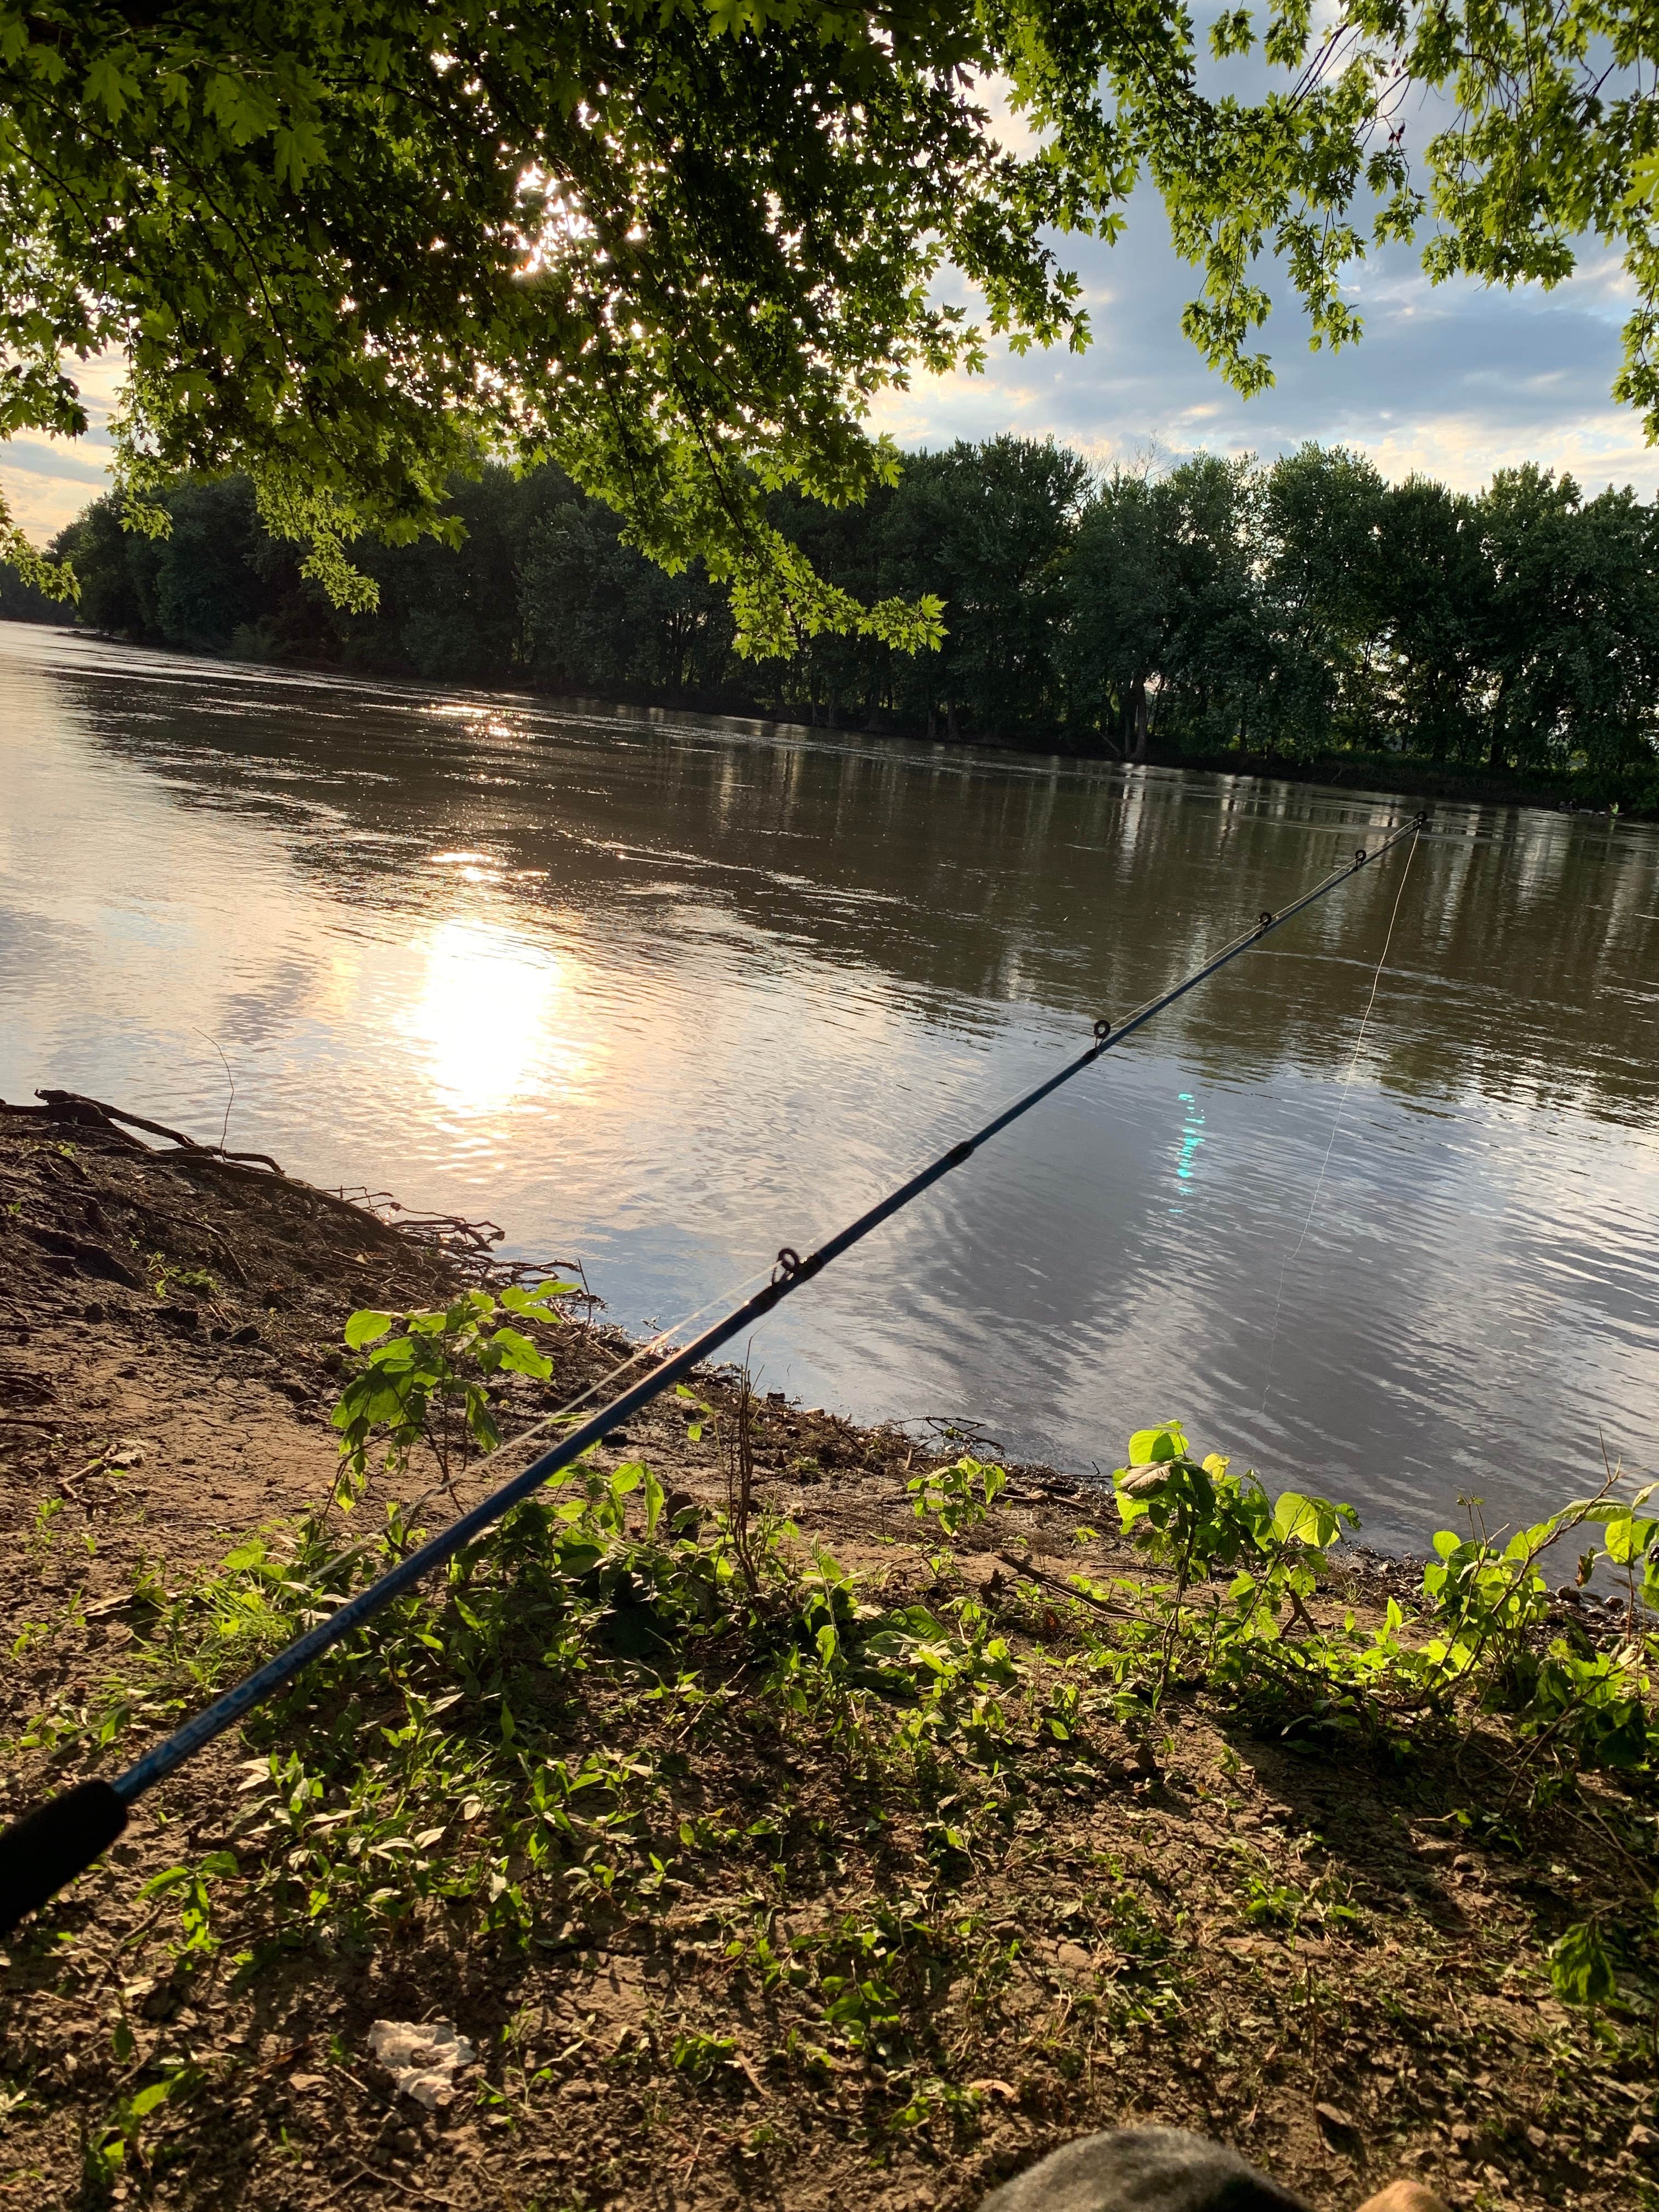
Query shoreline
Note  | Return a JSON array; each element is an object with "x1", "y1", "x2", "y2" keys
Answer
[{"x1": 1, "y1": 1093, "x2": 1653, "y2": 2211}]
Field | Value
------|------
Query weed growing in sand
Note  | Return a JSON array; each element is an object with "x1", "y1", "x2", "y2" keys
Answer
[
  {"x1": 149, "y1": 1261, "x2": 218, "y2": 1302},
  {"x1": 907, "y1": 1454, "x2": 1007, "y2": 1539},
  {"x1": 27, "y1": 1495, "x2": 62, "y2": 1558},
  {"x1": 329, "y1": 1279, "x2": 580, "y2": 1508}
]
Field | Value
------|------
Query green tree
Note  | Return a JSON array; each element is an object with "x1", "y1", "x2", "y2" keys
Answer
[
  {"x1": 1254, "y1": 446, "x2": 1389, "y2": 759},
  {"x1": 1476, "y1": 467, "x2": 1659, "y2": 775},
  {"x1": 518, "y1": 487, "x2": 738, "y2": 702},
  {"x1": 877, "y1": 438, "x2": 1090, "y2": 740},
  {"x1": 9, "y1": 0, "x2": 1659, "y2": 654},
  {"x1": 1061, "y1": 455, "x2": 1262, "y2": 757},
  {"x1": 52, "y1": 477, "x2": 266, "y2": 649},
  {"x1": 347, "y1": 466, "x2": 538, "y2": 684},
  {"x1": 1372, "y1": 477, "x2": 1492, "y2": 766}
]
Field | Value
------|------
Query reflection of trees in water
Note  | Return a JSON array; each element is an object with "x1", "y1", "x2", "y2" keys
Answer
[{"x1": 71, "y1": 667, "x2": 1659, "y2": 1130}]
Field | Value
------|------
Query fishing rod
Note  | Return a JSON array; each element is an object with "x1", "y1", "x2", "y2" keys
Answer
[{"x1": 0, "y1": 810, "x2": 1427, "y2": 1935}]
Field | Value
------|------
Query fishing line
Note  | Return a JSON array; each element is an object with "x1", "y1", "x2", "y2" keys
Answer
[
  {"x1": 1259, "y1": 827, "x2": 1422, "y2": 1417},
  {"x1": 0, "y1": 811, "x2": 1425, "y2": 1933}
]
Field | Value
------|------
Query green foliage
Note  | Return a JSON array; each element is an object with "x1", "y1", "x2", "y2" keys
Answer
[
  {"x1": 10, "y1": 3, "x2": 1659, "y2": 652},
  {"x1": 89, "y1": 2061, "x2": 201, "y2": 2185},
  {"x1": 40, "y1": 1381, "x2": 1659, "y2": 2056},
  {"x1": 0, "y1": 0, "x2": 1097, "y2": 648},
  {"x1": 331, "y1": 1282, "x2": 573, "y2": 1505},
  {"x1": 1549, "y1": 1919, "x2": 1618, "y2": 2008},
  {"x1": 906, "y1": 1455, "x2": 1007, "y2": 1538},
  {"x1": 1108, "y1": 1423, "x2": 1358, "y2": 1695},
  {"x1": 670, "y1": 2029, "x2": 737, "y2": 2081}
]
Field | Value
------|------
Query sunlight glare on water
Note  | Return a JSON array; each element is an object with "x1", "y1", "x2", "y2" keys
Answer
[{"x1": 3, "y1": 619, "x2": 1656, "y2": 1550}]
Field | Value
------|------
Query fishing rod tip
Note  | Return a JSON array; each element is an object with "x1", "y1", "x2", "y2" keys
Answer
[{"x1": 0, "y1": 1779, "x2": 128, "y2": 1937}]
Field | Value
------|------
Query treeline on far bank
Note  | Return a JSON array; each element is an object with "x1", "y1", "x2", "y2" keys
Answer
[{"x1": 8, "y1": 437, "x2": 1659, "y2": 809}]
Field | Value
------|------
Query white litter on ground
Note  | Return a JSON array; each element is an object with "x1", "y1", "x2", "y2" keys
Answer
[{"x1": 366, "y1": 2018, "x2": 477, "y2": 2109}]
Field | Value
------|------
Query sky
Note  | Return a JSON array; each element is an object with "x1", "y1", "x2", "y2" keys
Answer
[
  {"x1": 868, "y1": 190, "x2": 1659, "y2": 500},
  {"x1": 4, "y1": 123, "x2": 1657, "y2": 544}
]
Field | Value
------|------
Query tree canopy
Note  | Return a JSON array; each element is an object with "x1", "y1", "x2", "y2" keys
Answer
[{"x1": 6, "y1": 0, "x2": 1659, "y2": 647}]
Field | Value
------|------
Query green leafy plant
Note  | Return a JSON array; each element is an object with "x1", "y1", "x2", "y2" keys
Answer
[
  {"x1": 1549, "y1": 1919, "x2": 1618, "y2": 2008},
  {"x1": 331, "y1": 1281, "x2": 577, "y2": 1508},
  {"x1": 90, "y1": 2063, "x2": 201, "y2": 2185},
  {"x1": 670, "y1": 2029, "x2": 737, "y2": 2082},
  {"x1": 1110, "y1": 1421, "x2": 1356, "y2": 1693},
  {"x1": 907, "y1": 1455, "x2": 1007, "y2": 1538}
]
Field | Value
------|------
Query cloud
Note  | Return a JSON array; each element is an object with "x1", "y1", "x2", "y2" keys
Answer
[
  {"x1": 2, "y1": 437, "x2": 113, "y2": 484},
  {"x1": 0, "y1": 351, "x2": 123, "y2": 542},
  {"x1": 871, "y1": 190, "x2": 1659, "y2": 496}
]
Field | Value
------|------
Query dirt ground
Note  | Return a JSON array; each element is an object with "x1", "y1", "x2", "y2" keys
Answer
[{"x1": 1, "y1": 1094, "x2": 1654, "y2": 2212}]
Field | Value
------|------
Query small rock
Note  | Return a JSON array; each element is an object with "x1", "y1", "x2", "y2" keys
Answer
[
  {"x1": 1630, "y1": 2123, "x2": 1659, "y2": 2159},
  {"x1": 368, "y1": 2019, "x2": 476, "y2": 2111},
  {"x1": 1316, "y1": 2102, "x2": 1359, "y2": 2141},
  {"x1": 1055, "y1": 1942, "x2": 1092, "y2": 1976}
]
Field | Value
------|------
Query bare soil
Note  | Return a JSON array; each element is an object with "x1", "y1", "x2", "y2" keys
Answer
[{"x1": 0, "y1": 1096, "x2": 1652, "y2": 2212}]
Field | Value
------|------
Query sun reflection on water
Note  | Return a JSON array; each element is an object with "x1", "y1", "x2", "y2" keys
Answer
[{"x1": 410, "y1": 913, "x2": 583, "y2": 1114}]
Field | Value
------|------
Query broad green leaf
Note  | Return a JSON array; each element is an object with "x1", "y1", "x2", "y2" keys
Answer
[
  {"x1": 139, "y1": 1866, "x2": 193, "y2": 1897},
  {"x1": 1128, "y1": 1422, "x2": 1187, "y2": 1465},
  {"x1": 1605, "y1": 1512, "x2": 1658, "y2": 1567},
  {"x1": 501, "y1": 1280, "x2": 578, "y2": 1312},
  {"x1": 1548, "y1": 1920, "x2": 1617, "y2": 2007},
  {"x1": 488, "y1": 1325, "x2": 552, "y2": 1380},
  {"x1": 344, "y1": 1310, "x2": 394, "y2": 1348}
]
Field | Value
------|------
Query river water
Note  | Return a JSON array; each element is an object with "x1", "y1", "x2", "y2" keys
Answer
[{"x1": 4, "y1": 620, "x2": 1657, "y2": 1549}]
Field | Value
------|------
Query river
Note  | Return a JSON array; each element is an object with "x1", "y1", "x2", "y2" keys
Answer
[{"x1": 4, "y1": 619, "x2": 1656, "y2": 1551}]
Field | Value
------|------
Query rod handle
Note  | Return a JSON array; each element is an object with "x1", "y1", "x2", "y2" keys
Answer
[{"x1": 0, "y1": 1781, "x2": 128, "y2": 1936}]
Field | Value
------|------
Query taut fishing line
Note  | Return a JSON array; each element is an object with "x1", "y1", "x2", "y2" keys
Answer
[
  {"x1": 0, "y1": 812, "x2": 1425, "y2": 1934},
  {"x1": 1259, "y1": 826, "x2": 1422, "y2": 1417}
]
